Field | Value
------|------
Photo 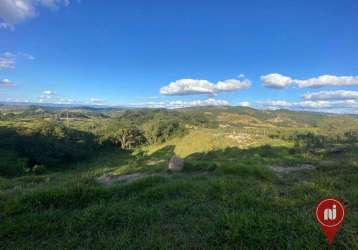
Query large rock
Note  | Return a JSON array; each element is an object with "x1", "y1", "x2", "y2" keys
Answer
[{"x1": 168, "y1": 156, "x2": 184, "y2": 171}]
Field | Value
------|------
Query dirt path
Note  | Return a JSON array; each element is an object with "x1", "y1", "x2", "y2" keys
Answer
[
  {"x1": 96, "y1": 171, "x2": 211, "y2": 185},
  {"x1": 269, "y1": 164, "x2": 316, "y2": 174},
  {"x1": 97, "y1": 172, "x2": 160, "y2": 185},
  {"x1": 97, "y1": 164, "x2": 318, "y2": 186}
]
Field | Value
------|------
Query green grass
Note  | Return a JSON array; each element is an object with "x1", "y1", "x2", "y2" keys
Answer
[
  {"x1": 0, "y1": 144, "x2": 357, "y2": 249},
  {"x1": 145, "y1": 128, "x2": 290, "y2": 157}
]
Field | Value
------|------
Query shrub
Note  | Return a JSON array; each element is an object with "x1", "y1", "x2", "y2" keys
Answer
[{"x1": 0, "y1": 151, "x2": 28, "y2": 177}]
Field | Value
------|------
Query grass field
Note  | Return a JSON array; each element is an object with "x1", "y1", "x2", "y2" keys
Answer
[{"x1": 1, "y1": 141, "x2": 357, "y2": 249}]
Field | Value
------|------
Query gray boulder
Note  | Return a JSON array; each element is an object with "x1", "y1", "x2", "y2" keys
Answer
[{"x1": 168, "y1": 156, "x2": 184, "y2": 171}]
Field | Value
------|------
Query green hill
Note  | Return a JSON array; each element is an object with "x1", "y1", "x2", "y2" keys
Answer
[{"x1": 0, "y1": 106, "x2": 357, "y2": 249}]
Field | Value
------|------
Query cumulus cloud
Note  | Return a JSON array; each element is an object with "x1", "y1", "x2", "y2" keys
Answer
[
  {"x1": 261, "y1": 73, "x2": 358, "y2": 88},
  {"x1": 0, "y1": 0, "x2": 70, "y2": 29},
  {"x1": 160, "y1": 78, "x2": 251, "y2": 96},
  {"x1": 261, "y1": 73, "x2": 293, "y2": 89},
  {"x1": 257, "y1": 99, "x2": 358, "y2": 111},
  {"x1": 296, "y1": 75, "x2": 358, "y2": 88},
  {"x1": 169, "y1": 98, "x2": 229, "y2": 108},
  {"x1": 303, "y1": 90, "x2": 358, "y2": 101},
  {"x1": 0, "y1": 78, "x2": 16, "y2": 87},
  {"x1": 132, "y1": 98, "x2": 230, "y2": 109}
]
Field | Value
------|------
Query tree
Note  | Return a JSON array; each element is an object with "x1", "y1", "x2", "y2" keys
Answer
[{"x1": 110, "y1": 127, "x2": 145, "y2": 150}]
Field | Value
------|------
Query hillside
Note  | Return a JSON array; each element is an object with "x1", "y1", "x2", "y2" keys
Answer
[{"x1": 0, "y1": 105, "x2": 357, "y2": 249}]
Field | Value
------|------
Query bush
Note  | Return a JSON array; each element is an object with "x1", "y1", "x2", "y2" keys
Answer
[
  {"x1": 258, "y1": 145, "x2": 277, "y2": 157},
  {"x1": 0, "y1": 151, "x2": 28, "y2": 177},
  {"x1": 292, "y1": 132, "x2": 326, "y2": 149}
]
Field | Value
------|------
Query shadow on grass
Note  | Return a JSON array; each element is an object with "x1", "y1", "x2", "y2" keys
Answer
[
  {"x1": 2, "y1": 144, "x2": 357, "y2": 249},
  {"x1": 0, "y1": 125, "x2": 110, "y2": 177},
  {"x1": 120, "y1": 145, "x2": 176, "y2": 174},
  {"x1": 181, "y1": 145, "x2": 312, "y2": 177}
]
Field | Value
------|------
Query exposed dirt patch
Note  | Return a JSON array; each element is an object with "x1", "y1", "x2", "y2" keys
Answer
[
  {"x1": 225, "y1": 133, "x2": 251, "y2": 143},
  {"x1": 97, "y1": 173, "x2": 150, "y2": 185},
  {"x1": 145, "y1": 159, "x2": 166, "y2": 166},
  {"x1": 270, "y1": 164, "x2": 316, "y2": 174},
  {"x1": 97, "y1": 171, "x2": 212, "y2": 186}
]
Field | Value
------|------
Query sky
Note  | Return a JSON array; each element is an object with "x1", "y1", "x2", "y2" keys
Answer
[{"x1": 1, "y1": 0, "x2": 358, "y2": 112}]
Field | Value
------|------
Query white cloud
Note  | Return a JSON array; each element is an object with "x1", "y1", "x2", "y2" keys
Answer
[
  {"x1": 0, "y1": 0, "x2": 70, "y2": 29},
  {"x1": 169, "y1": 98, "x2": 229, "y2": 108},
  {"x1": 258, "y1": 100, "x2": 293, "y2": 108},
  {"x1": 261, "y1": 73, "x2": 293, "y2": 89},
  {"x1": 257, "y1": 99, "x2": 358, "y2": 111},
  {"x1": 132, "y1": 98, "x2": 230, "y2": 109},
  {"x1": 38, "y1": 0, "x2": 70, "y2": 9},
  {"x1": 39, "y1": 90, "x2": 66, "y2": 103},
  {"x1": 18, "y1": 52, "x2": 35, "y2": 60},
  {"x1": 303, "y1": 90, "x2": 358, "y2": 101},
  {"x1": 299, "y1": 100, "x2": 358, "y2": 109},
  {"x1": 296, "y1": 75, "x2": 358, "y2": 88},
  {"x1": 0, "y1": 51, "x2": 34, "y2": 69},
  {"x1": 0, "y1": 0, "x2": 36, "y2": 29},
  {"x1": 88, "y1": 98, "x2": 105, "y2": 105},
  {"x1": 261, "y1": 73, "x2": 358, "y2": 88},
  {"x1": 0, "y1": 78, "x2": 15, "y2": 87},
  {"x1": 0, "y1": 22, "x2": 14, "y2": 30},
  {"x1": 39, "y1": 90, "x2": 59, "y2": 102},
  {"x1": 216, "y1": 79, "x2": 251, "y2": 91},
  {"x1": 37, "y1": 90, "x2": 106, "y2": 106},
  {"x1": 160, "y1": 79, "x2": 215, "y2": 95},
  {"x1": 0, "y1": 52, "x2": 16, "y2": 69},
  {"x1": 160, "y1": 78, "x2": 251, "y2": 96},
  {"x1": 131, "y1": 101, "x2": 167, "y2": 108},
  {"x1": 239, "y1": 101, "x2": 251, "y2": 107},
  {"x1": 43, "y1": 90, "x2": 54, "y2": 95}
]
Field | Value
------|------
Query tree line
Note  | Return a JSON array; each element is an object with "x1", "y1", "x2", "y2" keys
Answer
[{"x1": 0, "y1": 109, "x2": 188, "y2": 176}]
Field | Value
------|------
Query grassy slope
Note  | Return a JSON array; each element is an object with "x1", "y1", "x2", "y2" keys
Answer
[{"x1": 0, "y1": 144, "x2": 357, "y2": 249}]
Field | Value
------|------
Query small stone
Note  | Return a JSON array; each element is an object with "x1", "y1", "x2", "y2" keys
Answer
[{"x1": 168, "y1": 156, "x2": 184, "y2": 171}]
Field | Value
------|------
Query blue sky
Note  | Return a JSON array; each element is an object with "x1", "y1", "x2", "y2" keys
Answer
[{"x1": 1, "y1": 0, "x2": 358, "y2": 112}]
